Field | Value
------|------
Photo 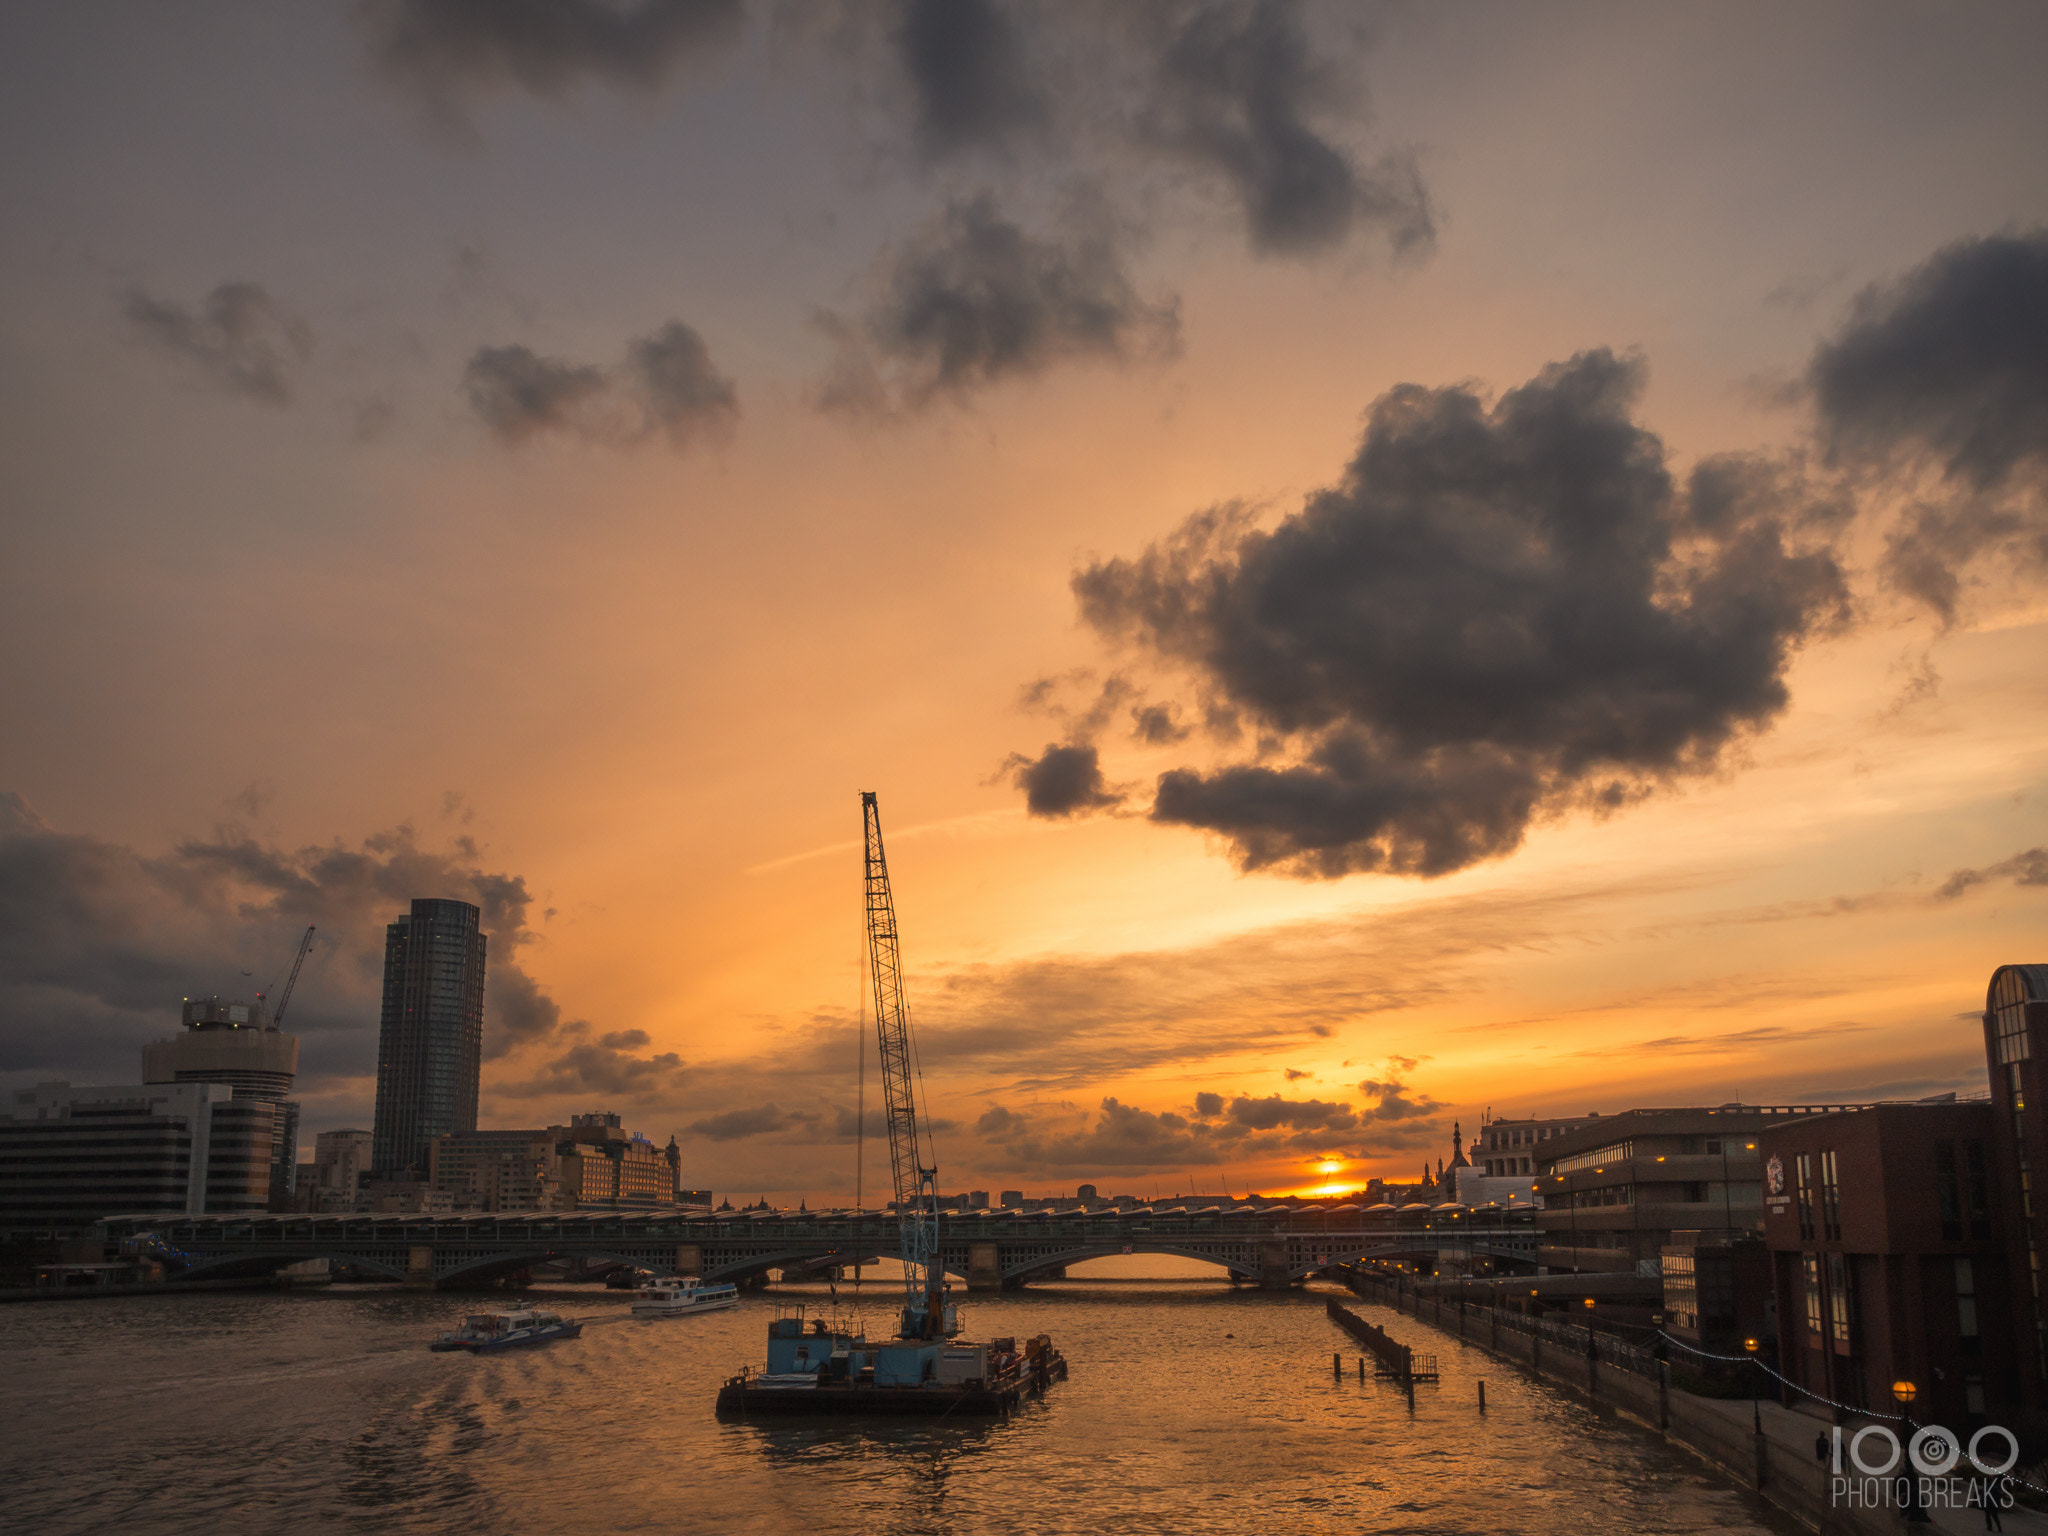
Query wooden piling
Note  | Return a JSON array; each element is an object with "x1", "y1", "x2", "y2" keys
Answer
[{"x1": 1478, "y1": 1380, "x2": 1486, "y2": 1411}]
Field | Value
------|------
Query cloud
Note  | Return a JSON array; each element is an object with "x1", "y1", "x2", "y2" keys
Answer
[
  {"x1": 687, "y1": 1102, "x2": 799, "y2": 1141},
  {"x1": 358, "y1": 0, "x2": 745, "y2": 124},
  {"x1": 1001, "y1": 742, "x2": 1123, "y2": 818},
  {"x1": 463, "y1": 344, "x2": 608, "y2": 442},
  {"x1": 498, "y1": 1035, "x2": 684, "y2": 1098},
  {"x1": 1357, "y1": 1078, "x2": 1439, "y2": 1122},
  {"x1": 1131, "y1": 703, "x2": 1190, "y2": 744},
  {"x1": 462, "y1": 320, "x2": 738, "y2": 447},
  {"x1": 123, "y1": 282, "x2": 313, "y2": 405},
  {"x1": 1283, "y1": 1067, "x2": 1309, "y2": 1081},
  {"x1": 1808, "y1": 229, "x2": 2048, "y2": 621},
  {"x1": 0, "y1": 795, "x2": 589, "y2": 1109},
  {"x1": 975, "y1": 1103, "x2": 1025, "y2": 1136},
  {"x1": 985, "y1": 1096, "x2": 1224, "y2": 1170},
  {"x1": 1060, "y1": 349, "x2": 1849, "y2": 876},
  {"x1": 1142, "y1": 0, "x2": 1432, "y2": 258},
  {"x1": 1226, "y1": 1093, "x2": 1355, "y2": 1132},
  {"x1": 1938, "y1": 847, "x2": 2048, "y2": 901},
  {"x1": 814, "y1": 192, "x2": 1179, "y2": 414},
  {"x1": 1193, "y1": 1091, "x2": 1224, "y2": 1117},
  {"x1": 626, "y1": 320, "x2": 740, "y2": 444},
  {"x1": 1612, "y1": 1022, "x2": 1872, "y2": 1055},
  {"x1": 894, "y1": 0, "x2": 1042, "y2": 160}
]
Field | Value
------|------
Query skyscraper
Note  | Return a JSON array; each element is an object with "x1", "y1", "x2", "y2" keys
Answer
[{"x1": 371, "y1": 898, "x2": 487, "y2": 1176}]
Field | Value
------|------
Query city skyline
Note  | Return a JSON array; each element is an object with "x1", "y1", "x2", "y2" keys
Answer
[{"x1": 2, "y1": 4, "x2": 2047, "y2": 1199}]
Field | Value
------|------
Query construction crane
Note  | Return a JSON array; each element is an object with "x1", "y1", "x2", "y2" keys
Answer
[
  {"x1": 266, "y1": 924, "x2": 316, "y2": 1027},
  {"x1": 861, "y1": 792, "x2": 952, "y2": 1341}
]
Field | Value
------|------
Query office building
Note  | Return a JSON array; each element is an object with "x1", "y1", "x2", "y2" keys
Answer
[
  {"x1": 371, "y1": 898, "x2": 487, "y2": 1176},
  {"x1": 0, "y1": 1081, "x2": 274, "y2": 1229},
  {"x1": 143, "y1": 995, "x2": 300, "y2": 1209},
  {"x1": 1758, "y1": 1099, "x2": 2013, "y2": 1431},
  {"x1": 425, "y1": 1112, "x2": 690, "y2": 1212},
  {"x1": 1479, "y1": 1114, "x2": 1593, "y2": 1179},
  {"x1": 1535, "y1": 1104, "x2": 1870, "y2": 1274},
  {"x1": 301, "y1": 1128, "x2": 373, "y2": 1213}
]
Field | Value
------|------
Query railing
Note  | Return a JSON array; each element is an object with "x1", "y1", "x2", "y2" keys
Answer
[{"x1": 1341, "y1": 1267, "x2": 1661, "y2": 1382}]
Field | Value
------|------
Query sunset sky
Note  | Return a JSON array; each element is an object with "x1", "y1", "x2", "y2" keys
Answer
[{"x1": 3, "y1": 2, "x2": 2046, "y2": 1201}]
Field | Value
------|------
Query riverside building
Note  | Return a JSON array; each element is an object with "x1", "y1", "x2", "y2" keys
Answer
[
  {"x1": 0, "y1": 1081, "x2": 274, "y2": 1230},
  {"x1": 142, "y1": 995, "x2": 300, "y2": 1209},
  {"x1": 371, "y1": 898, "x2": 486, "y2": 1176}
]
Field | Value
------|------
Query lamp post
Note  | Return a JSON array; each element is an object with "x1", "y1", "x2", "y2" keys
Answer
[
  {"x1": 1744, "y1": 1336, "x2": 1767, "y2": 1489},
  {"x1": 1892, "y1": 1380, "x2": 1929, "y2": 1523}
]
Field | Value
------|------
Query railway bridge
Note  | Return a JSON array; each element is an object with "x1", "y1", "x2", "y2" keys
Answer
[{"x1": 101, "y1": 1204, "x2": 1535, "y2": 1291}]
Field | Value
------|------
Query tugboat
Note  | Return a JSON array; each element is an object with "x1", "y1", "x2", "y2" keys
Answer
[
  {"x1": 429, "y1": 1308, "x2": 583, "y2": 1352},
  {"x1": 715, "y1": 795, "x2": 1070, "y2": 1418},
  {"x1": 716, "y1": 1304, "x2": 1066, "y2": 1416},
  {"x1": 632, "y1": 1275, "x2": 740, "y2": 1318}
]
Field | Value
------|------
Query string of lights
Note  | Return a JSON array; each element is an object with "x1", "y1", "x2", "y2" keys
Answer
[{"x1": 1654, "y1": 1331, "x2": 1908, "y2": 1423}]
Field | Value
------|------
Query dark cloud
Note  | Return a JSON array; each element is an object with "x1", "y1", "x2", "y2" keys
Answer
[
  {"x1": 987, "y1": 1096, "x2": 1224, "y2": 1170},
  {"x1": 1282, "y1": 1067, "x2": 1309, "y2": 1081},
  {"x1": 498, "y1": 1034, "x2": 684, "y2": 1098},
  {"x1": 463, "y1": 321, "x2": 738, "y2": 448},
  {"x1": 1063, "y1": 349, "x2": 1848, "y2": 876},
  {"x1": 1002, "y1": 742, "x2": 1123, "y2": 818},
  {"x1": 1357, "y1": 1078, "x2": 1438, "y2": 1122},
  {"x1": 0, "y1": 795, "x2": 591, "y2": 1114},
  {"x1": 1809, "y1": 230, "x2": 2048, "y2": 621},
  {"x1": 815, "y1": 192, "x2": 1179, "y2": 414},
  {"x1": 894, "y1": 0, "x2": 1042, "y2": 159},
  {"x1": 687, "y1": 1102, "x2": 799, "y2": 1142},
  {"x1": 1938, "y1": 847, "x2": 2048, "y2": 901},
  {"x1": 626, "y1": 320, "x2": 739, "y2": 444},
  {"x1": 463, "y1": 344, "x2": 608, "y2": 443},
  {"x1": 1143, "y1": 0, "x2": 1432, "y2": 258},
  {"x1": 123, "y1": 282, "x2": 313, "y2": 405},
  {"x1": 1131, "y1": 703, "x2": 1190, "y2": 745},
  {"x1": 359, "y1": 0, "x2": 745, "y2": 122},
  {"x1": 975, "y1": 1103, "x2": 1025, "y2": 1136},
  {"x1": 1226, "y1": 1093, "x2": 1354, "y2": 1132},
  {"x1": 1192, "y1": 1091, "x2": 1224, "y2": 1117}
]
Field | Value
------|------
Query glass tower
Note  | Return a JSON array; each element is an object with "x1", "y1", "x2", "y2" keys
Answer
[{"x1": 371, "y1": 898, "x2": 487, "y2": 1176}]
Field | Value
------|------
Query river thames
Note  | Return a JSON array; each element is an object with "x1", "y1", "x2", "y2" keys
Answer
[{"x1": 3, "y1": 1257, "x2": 1792, "y2": 1534}]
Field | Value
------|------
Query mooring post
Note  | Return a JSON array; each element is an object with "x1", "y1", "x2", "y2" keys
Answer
[
  {"x1": 1358, "y1": 1356, "x2": 1365, "y2": 1382},
  {"x1": 1478, "y1": 1380, "x2": 1486, "y2": 1412},
  {"x1": 1333, "y1": 1351, "x2": 1342, "y2": 1377}
]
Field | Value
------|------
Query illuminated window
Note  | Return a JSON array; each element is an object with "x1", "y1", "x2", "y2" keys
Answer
[
  {"x1": 1795, "y1": 1153, "x2": 1815, "y2": 1242},
  {"x1": 1804, "y1": 1254, "x2": 1823, "y2": 1337}
]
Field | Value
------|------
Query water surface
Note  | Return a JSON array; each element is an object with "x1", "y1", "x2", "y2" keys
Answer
[{"x1": 2, "y1": 1256, "x2": 1795, "y2": 1534}]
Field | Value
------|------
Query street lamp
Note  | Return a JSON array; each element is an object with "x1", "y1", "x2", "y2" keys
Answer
[{"x1": 1744, "y1": 1337, "x2": 1763, "y2": 1435}]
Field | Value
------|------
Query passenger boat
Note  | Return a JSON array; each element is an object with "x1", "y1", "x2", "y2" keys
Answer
[
  {"x1": 429, "y1": 1308, "x2": 583, "y2": 1352},
  {"x1": 632, "y1": 1275, "x2": 740, "y2": 1318}
]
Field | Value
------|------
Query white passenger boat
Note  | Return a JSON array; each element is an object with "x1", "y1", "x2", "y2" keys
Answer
[
  {"x1": 429, "y1": 1308, "x2": 583, "y2": 1352},
  {"x1": 632, "y1": 1275, "x2": 740, "y2": 1318}
]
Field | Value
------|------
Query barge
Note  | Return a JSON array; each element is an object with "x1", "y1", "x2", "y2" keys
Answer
[{"x1": 715, "y1": 1305, "x2": 1067, "y2": 1417}]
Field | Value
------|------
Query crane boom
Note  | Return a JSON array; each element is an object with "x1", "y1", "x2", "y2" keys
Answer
[
  {"x1": 270, "y1": 925, "x2": 316, "y2": 1027},
  {"x1": 862, "y1": 792, "x2": 946, "y2": 1339}
]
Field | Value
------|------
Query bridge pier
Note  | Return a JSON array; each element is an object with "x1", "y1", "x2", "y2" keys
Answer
[
  {"x1": 676, "y1": 1244, "x2": 703, "y2": 1276},
  {"x1": 1260, "y1": 1239, "x2": 1292, "y2": 1291},
  {"x1": 968, "y1": 1242, "x2": 1002, "y2": 1293},
  {"x1": 404, "y1": 1245, "x2": 435, "y2": 1292}
]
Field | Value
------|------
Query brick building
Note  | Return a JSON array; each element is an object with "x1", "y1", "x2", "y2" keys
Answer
[{"x1": 1758, "y1": 1099, "x2": 2013, "y2": 1430}]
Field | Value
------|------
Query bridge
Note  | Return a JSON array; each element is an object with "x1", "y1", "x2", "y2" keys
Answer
[{"x1": 101, "y1": 1205, "x2": 1535, "y2": 1291}]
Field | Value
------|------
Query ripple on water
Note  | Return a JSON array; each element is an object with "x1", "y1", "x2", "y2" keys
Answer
[{"x1": 1, "y1": 1267, "x2": 1799, "y2": 1535}]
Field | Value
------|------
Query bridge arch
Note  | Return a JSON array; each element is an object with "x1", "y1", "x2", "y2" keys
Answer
[{"x1": 997, "y1": 1243, "x2": 1261, "y2": 1284}]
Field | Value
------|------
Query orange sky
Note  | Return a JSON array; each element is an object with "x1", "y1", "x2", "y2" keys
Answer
[{"x1": 2, "y1": 4, "x2": 2046, "y2": 1201}]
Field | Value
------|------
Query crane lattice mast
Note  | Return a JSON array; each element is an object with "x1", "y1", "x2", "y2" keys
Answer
[
  {"x1": 268, "y1": 925, "x2": 316, "y2": 1027},
  {"x1": 862, "y1": 792, "x2": 944, "y2": 1340}
]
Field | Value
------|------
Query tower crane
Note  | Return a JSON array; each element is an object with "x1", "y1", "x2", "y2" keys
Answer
[
  {"x1": 266, "y1": 924, "x2": 316, "y2": 1027},
  {"x1": 861, "y1": 792, "x2": 954, "y2": 1341}
]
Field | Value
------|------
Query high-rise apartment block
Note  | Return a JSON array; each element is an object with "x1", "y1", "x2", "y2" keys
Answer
[
  {"x1": 143, "y1": 995, "x2": 300, "y2": 1208},
  {"x1": 371, "y1": 898, "x2": 486, "y2": 1176}
]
